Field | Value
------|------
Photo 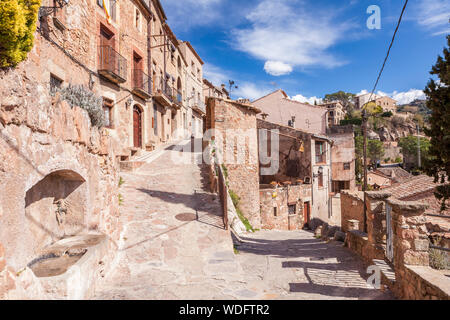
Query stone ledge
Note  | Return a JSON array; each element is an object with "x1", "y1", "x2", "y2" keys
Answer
[
  {"x1": 387, "y1": 198, "x2": 428, "y2": 214},
  {"x1": 405, "y1": 265, "x2": 450, "y2": 299},
  {"x1": 366, "y1": 191, "x2": 392, "y2": 200}
]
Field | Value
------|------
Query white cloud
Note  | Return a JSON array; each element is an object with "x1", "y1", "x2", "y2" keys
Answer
[
  {"x1": 415, "y1": 0, "x2": 450, "y2": 36},
  {"x1": 264, "y1": 61, "x2": 293, "y2": 76},
  {"x1": 291, "y1": 94, "x2": 323, "y2": 105},
  {"x1": 390, "y1": 90, "x2": 426, "y2": 105},
  {"x1": 232, "y1": 0, "x2": 352, "y2": 76}
]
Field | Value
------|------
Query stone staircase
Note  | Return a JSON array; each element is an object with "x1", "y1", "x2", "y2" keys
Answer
[{"x1": 119, "y1": 140, "x2": 187, "y2": 172}]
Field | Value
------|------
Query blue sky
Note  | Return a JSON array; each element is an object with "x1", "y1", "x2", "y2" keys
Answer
[{"x1": 161, "y1": 0, "x2": 449, "y2": 104}]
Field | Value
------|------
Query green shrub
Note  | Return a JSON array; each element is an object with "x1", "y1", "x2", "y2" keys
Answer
[
  {"x1": 229, "y1": 189, "x2": 255, "y2": 232},
  {"x1": 429, "y1": 248, "x2": 450, "y2": 270},
  {"x1": 53, "y1": 85, "x2": 105, "y2": 127},
  {"x1": 118, "y1": 177, "x2": 125, "y2": 187},
  {"x1": 0, "y1": 0, "x2": 41, "y2": 67}
]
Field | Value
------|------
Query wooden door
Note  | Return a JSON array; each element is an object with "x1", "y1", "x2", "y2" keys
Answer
[
  {"x1": 303, "y1": 202, "x2": 311, "y2": 228},
  {"x1": 100, "y1": 26, "x2": 114, "y2": 69},
  {"x1": 133, "y1": 53, "x2": 143, "y2": 88},
  {"x1": 133, "y1": 106, "x2": 142, "y2": 148}
]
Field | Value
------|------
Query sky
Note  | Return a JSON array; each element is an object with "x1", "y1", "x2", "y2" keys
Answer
[{"x1": 161, "y1": 0, "x2": 449, "y2": 104}]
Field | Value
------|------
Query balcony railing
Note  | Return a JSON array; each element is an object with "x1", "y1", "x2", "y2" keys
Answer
[
  {"x1": 132, "y1": 69, "x2": 151, "y2": 99},
  {"x1": 176, "y1": 90, "x2": 182, "y2": 104},
  {"x1": 315, "y1": 154, "x2": 326, "y2": 164},
  {"x1": 153, "y1": 76, "x2": 175, "y2": 106},
  {"x1": 98, "y1": 45, "x2": 127, "y2": 83}
]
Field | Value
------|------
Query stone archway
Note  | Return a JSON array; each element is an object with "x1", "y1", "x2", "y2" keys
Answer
[{"x1": 24, "y1": 170, "x2": 88, "y2": 256}]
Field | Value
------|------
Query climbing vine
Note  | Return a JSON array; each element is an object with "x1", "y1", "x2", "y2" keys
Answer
[{"x1": 0, "y1": 0, "x2": 41, "y2": 67}]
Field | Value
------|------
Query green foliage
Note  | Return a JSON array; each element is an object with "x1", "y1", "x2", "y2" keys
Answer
[
  {"x1": 118, "y1": 193, "x2": 124, "y2": 206},
  {"x1": 340, "y1": 118, "x2": 362, "y2": 126},
  {"x1": 53, "y1": 85, "x2": 105, "y2": 127},
  {"x1": 381, "y1": 111, "x2": 393, "y2": 118},
  {"x1": 423, "y1": 35, "x2": 450, "y2": 212},
  {"x1": 118, "y1": 177, "x2": 125, "y2": 187},
  {"x1": 367, "y1": 139, "x2": 385, "y2": 165},
  {"x1": 229, "y1": 189, "x2": 255, "y2": 232},
  {"x1": 221, "y1": 164, "x2": 228, "y2": 179},
  {"x1": 233, "y1": 246, "x2": 240, "y2": 255},
  {"x1": 0, "y1": 0, "x2": 40, "y2": 67},
  {"x1": 363, "y1": 102, "x2": 383, "y2": 116},
  {"x1": 398, "y1": 135, "x2": 431, "y2": 169},
  {"x1": 394, "y1": 157, "x2": 402, "y2": 163}
]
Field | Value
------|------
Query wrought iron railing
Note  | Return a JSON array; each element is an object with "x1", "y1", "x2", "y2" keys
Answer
[
  {"x1": 98, "y1": 45, "x2": 127, "y2": 81},
  {"x1": 133, "y1": 69, "x2": 151, "y2": 95}
]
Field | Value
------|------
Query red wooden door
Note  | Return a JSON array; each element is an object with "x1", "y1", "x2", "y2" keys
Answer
[
  {"x1": 133, "y1": 106, "x2": 142, "y2": 148},
  {"x1": 303, "y1": 202, "x2": 310, "y2": 228}
]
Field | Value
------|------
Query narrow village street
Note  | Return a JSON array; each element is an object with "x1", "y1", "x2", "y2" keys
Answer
[{"x1": 93, "y1": 141, "x2": 394, "y2": 300}]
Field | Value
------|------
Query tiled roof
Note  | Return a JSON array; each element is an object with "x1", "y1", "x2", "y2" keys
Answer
[
  {"x1": 376, "y1": 167, "x2": 412, "y2": 183},
  {"x1": 383, "y1": 175, "x2": 437, "y2": 200}
]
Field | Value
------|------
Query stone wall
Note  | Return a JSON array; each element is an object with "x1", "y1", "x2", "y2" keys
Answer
[
  {"x1": 205, "y1": 98, "x2": 261, "y2": 229},
  {"x1": 342, "y1": 190, "x2": 450, "y2": 300},
  {"x1": 341, "y1": 191, "x2": 365, "y2": 233},
  {"x1": 0, "y1": 63, "x2": 120, "y2": 299},
  {"x1": 260, "y1": 184, "x2": 311, "y2": 230}
]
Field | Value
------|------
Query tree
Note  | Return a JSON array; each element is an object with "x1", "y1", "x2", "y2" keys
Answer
[
  {"x1": 367, "y1": 139, "x2": 385, "y2": 166},
  {"x1": 399, "y1": 136, "x2": 431, "y2": 169},
  {"x1": 323, "y1": 91, "x2": 355, "y2": 110},
  {"x1": 423, "y1": 35, "x2": 450, "y2": 212},
  {"x1": 0, "y1": 0, "x2": 40, "y2": 67}
]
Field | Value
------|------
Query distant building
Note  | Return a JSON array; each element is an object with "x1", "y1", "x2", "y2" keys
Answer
[
  {"x1": 354, "y1": 93, "x2": 381, "y2": 109},
  {"x1": 203, "y1": 79, "x2": 229, "y2": 100},
  {"x1": 375, "y1": 96, "x2": 397, "y2": 113},
  {"x1": 319, "y1": 101, "x2": 346, "y2": 126},
  {"x1": 252, "y1": 90, "x2": 328, "y2": 135}
]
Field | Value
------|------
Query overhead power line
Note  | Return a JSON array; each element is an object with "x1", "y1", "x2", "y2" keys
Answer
[
  {"x1": 367, "y1": 0, "x2": 409, "y2": 105},
  {"x1": 362, "y1": 0, "x2": 409, "y2": 233}
]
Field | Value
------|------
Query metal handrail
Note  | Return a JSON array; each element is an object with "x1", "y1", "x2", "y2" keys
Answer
[
  {"x1": 133, "y1": 69, "x2": 151, "y2": 94},
  {"x1": 98, "y1": 45, "x2": 127, "y2": 80}
]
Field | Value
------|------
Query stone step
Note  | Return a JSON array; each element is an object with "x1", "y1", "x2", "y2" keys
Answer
[{"x1": 120, "y1": 161, "x2": 146, "y2": 172}]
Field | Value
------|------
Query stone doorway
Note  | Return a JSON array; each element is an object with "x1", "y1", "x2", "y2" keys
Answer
[{"x1": 133, "y1": 105, "x2": 143, "y2": 148}]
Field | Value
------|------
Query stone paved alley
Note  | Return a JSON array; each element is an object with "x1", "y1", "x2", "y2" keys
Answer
[{"x1": 93, "y1": 141, "x2": 394, "y2": 300}]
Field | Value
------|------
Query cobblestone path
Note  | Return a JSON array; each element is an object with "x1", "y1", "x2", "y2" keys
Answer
[{"x1": 93, "y1": 140, "x2": 394, "y2": 300}]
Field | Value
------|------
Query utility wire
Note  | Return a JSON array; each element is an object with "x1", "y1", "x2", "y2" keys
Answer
[{"x1": 366, "y1": 0, "x2": 409, "y2": 106}]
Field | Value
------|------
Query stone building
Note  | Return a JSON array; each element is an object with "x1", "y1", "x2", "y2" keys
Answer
[
  {"x1": 318, "y1": 101, "x2": 345, "y2": 126},
  {"x1": 203, "y1": 79, "x2": 230, "y2": 100},
  {"x1": 327, "y1": 126, "x2": 356, "y2": 193},
  {"x1": 205, "y1": 97, "x2": 262, "y2": 229},
  {"x1": 375, "y1": 96, "x2": 397, "y2": 113},
  {"x1": 257, "y1": 120, "x2": 335, "y2": 229},
  {"x1": 179, "y1": 41, "x2": 205, "y2": 138},
  {"x1": 253, "y1": 90, "x2": 328, "y2": 135},
  {"x1": 0, "y1": 0, "x2": 206, "y2": 299}
]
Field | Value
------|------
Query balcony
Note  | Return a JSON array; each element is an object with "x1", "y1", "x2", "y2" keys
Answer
[
  {"x1": 98, "y1": 45, "x2": 127, "y2": 84},
  {"x1": 153, "y1": 76, "x2": 174, "y2": 107},
  {"x1": 192, "y1": 99, "x2": 206, "y2": 115},
  {"x1": 132, "y1": 69, "x2": 151, "y2": 99}
]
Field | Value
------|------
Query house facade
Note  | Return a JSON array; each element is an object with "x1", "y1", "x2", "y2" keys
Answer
[
  {"x1": 252, "y1": 90, "x2": 328, "y2": 135},
  {"x1": 179, "y1": 41, "x2": 205, "y2": 138},
  {"x1": 257, "y1": 120, "x2": 334, "y2": 229},
  {"x1": 318, "y1": 101, "x2": 346, "y2": 126}
]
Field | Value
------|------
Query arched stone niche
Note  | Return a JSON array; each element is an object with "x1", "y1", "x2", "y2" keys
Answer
[{"x1": 24, "y1": 170, "x2": 88, "y2": 256}]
